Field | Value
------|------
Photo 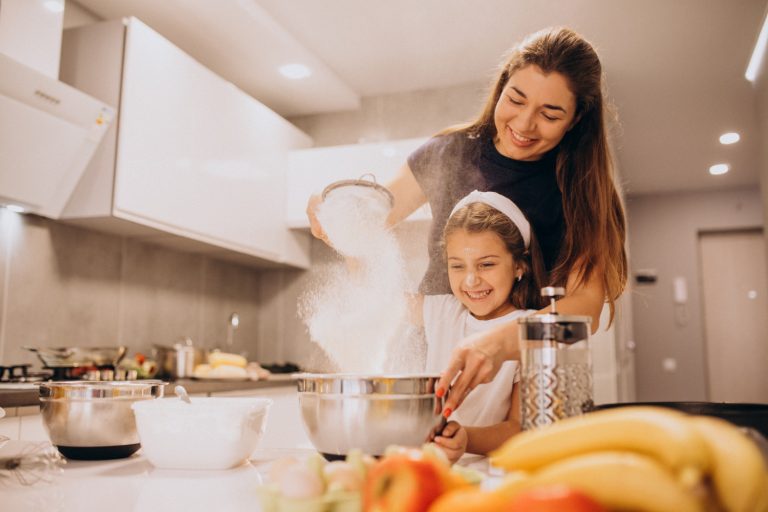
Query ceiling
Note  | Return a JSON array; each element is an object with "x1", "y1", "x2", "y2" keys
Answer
[{"x1": 71, "y1": 0, "x2": 767, "y2": 196}]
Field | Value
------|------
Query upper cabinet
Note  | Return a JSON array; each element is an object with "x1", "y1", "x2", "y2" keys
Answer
[
  {"x1": 285, "y1": 137, "x2": 432, "y2": 229},
  {"x1": 60, "y1": 18, "x2": 313, "y2": 268}
]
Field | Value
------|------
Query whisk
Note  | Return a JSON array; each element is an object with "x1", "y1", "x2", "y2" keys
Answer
[{"x1": 0, "y1": 441, "x2": 65, "y2": 486}]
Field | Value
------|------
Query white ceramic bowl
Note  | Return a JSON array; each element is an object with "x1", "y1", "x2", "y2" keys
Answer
[{"x1": 131, "y1": 397, "x2": 271, "y2": 470}]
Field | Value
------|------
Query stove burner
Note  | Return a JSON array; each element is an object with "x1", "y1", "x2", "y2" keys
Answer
[{"x1": 0, "y1": 364, "x2": 52, "y2": 383}]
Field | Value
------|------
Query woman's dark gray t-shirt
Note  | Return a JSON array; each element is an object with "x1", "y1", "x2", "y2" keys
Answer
[{"x1": 407, "y1": 131, "x2": 565, "y2": 295}]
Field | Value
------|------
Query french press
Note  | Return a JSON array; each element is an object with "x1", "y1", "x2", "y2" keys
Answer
[{"x1": 518, "y1": 286, "x2": 594, "y2": 430}]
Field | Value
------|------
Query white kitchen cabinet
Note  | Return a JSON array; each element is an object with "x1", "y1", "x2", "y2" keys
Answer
[
  {"x1": 285, "y1": 138, "x2": 432, "y2": 228},
  {"x1": 60, "y1": 18, "x2": 313, "y2": 268}
]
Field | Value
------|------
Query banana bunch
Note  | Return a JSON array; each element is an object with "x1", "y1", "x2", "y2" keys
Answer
[{"x1": 490, "y1": 406, "x2": 768, "y2": 512}]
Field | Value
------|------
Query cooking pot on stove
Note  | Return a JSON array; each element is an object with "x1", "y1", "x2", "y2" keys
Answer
[
  {"x1": 24, "y1": 346, "x2": 127, "y2": 368},
  {"x1": 153, "y1": 338, "x2": 207, "y2": 379}
]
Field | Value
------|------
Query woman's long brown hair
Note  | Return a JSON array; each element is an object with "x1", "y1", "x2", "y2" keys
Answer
[{"x1": 444, "y1": 27, "x2": 628, "y2": 322}]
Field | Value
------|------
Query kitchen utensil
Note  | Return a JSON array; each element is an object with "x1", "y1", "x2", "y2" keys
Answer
[
  {"x1": 131, "y1": 397, "x2": 271, "y2": 470},
  {"x1": 174, "y1": 385, "x2": 191, "y2": 404},
  {"x1": 321, "y1": 173, "x2": 394, "y2": 208},
  {"x1": 38, "y1": 380, "x2": 166, "y2": 460},
  {"x1": 226, "y1": 312, "x2": 240, "y2": 350},
  {"x1": 0, "y1": 441, "x2": 65, "y2": 486},
  {"x1": 295, "y1": 373, "x2": 443, "y2": 460},
  {"x1": 24, "y1": 346, "x2": 127, "y2": 368},
  {"x1": 153, "y1": 338, "x2": 207, "y2": 379},
  {"x1": 518, "y1": 287, "x2": 593, "y2": 430}
]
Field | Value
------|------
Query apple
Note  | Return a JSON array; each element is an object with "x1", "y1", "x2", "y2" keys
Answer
[
  {"x1": 505, "y1": 485, "x2": 607, "y2": 512},
  {"x1": 363, "y1": 455, "x2": 447, "y2": 512}
]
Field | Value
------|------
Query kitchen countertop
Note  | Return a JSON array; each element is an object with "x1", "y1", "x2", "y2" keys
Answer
[
  {"x1": 0, "y1": 442, "x2": 493, "y2": 511},
  {"x1": 0, "y1": 441, "x2": 314, "y2": 511},
  {"x1": 0, "y1": 375, "x2": 297, "y2": 408}
]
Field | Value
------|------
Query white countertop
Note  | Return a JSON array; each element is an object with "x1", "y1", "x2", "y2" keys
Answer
[{"x1": 1, "y1": 441, "x2": 316, "y2": 512}]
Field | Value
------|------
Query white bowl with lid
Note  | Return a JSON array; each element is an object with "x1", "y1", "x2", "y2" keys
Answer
[{"x1": 132, "y1": 396, "x2": 271, "y2": 470}]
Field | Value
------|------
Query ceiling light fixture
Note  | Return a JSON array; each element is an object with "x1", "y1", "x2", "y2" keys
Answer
[
  {"x1": 719, "y1": 132, "x2": 740, "y2": 145},
  {"x1": 43, "y1": 0, "x2": 64, "y2": 13},
  {"x1": 745, "y1": 10, "x2": 768, "y2": 82},
  {"x1": 2, "y1": 204, "x2": 26, "y2": 213},
  {"x1": 709, "y1": 164, "x2": 729, "y2": 176},
  {"x1": 279, "y1": 64, "x2": 312, "y2": 80}
]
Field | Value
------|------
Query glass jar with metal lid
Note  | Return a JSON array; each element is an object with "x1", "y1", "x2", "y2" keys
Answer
[{"x1": 518, "y1": 286, "x2": 593, "y2": 430}]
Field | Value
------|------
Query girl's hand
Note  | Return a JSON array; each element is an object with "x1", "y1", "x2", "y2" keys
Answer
[
  {"x1": 436, "y1": 324, "x2": 517, "y2": 415},
  {"x1": 432, "y1": 421, "x2": 468, "y2": 465}
]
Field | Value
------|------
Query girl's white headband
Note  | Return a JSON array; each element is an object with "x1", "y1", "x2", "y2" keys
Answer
[{"x1": 449, "y1": 190, "x2": 531, "y2": 249}]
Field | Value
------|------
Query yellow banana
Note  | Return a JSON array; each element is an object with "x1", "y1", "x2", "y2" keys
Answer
[
  {"x1": 495, "y1": 451, "x2": 704, "y2": 512},
  {"x1": 689, "y1": 416, "x2": 768, "y2": 512},
  {"x1": 490, "y1": 406, "x2": 709, "y2": 482}
]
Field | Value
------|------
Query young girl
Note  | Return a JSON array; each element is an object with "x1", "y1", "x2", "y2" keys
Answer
[{"x1": 413, "y1": 190, "x2": 546, "y2": 463}]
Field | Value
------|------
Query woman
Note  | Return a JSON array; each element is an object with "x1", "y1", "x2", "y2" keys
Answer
[{"x1": 308, "y1": 27, "x2": 627, "y2": 414}]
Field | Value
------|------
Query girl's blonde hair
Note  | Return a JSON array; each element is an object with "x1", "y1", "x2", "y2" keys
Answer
[
  {"x1": 443, "y1": 202, "x2": 547, "y2": 310},
  {"x1": 443, "y1": 27, "x2": 628, "y2": 322}
]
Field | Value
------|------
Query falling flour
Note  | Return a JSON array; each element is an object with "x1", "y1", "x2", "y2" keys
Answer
[{"x1": 300, "y1": 185, "x2": 424, "y2": 374}]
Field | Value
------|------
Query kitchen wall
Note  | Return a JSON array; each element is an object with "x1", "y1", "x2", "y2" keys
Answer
[
  {"x1": 0, "y1": 209, "x2": 275, "y2": 368},
  {"x1": 758, "y1": 52, "x2": 768, "y2": 270},
  {"x1": 626, "y1": 187, "x2": 764, "y2": 401}
]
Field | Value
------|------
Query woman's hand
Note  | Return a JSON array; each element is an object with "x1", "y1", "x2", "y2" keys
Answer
[
  {"x1": 432, "y1": 421, "x2": 468, "y2": 465},
  {"x1": 306, "y1": 193, "x2": 330, "y2": 245},
  {"x1": 436, "y1": 322, "x2": 519, "y2": 414}
]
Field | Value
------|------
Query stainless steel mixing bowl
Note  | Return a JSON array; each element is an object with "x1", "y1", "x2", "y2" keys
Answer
[
  {"x1": 39, "y1": 380, "x2": 166, "y2": 460},
  {"x1": 295, "y1": 373, "x2": 443, "y2": 459}
]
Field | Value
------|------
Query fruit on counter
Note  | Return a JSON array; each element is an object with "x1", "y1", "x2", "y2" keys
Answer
[
  {"x1": 490, "y1": 406, "x2": 710, "y2": 482},
  {"x1": 208, "y1": 350, "x2": 248, "y2": 368},
  {"x1": 426, "y1": 486, "x2": 510, "y2": 512},
  {"x1": 363, "y1": 455, "x2": 447, "y2": 512},
  {"x1": 503, "y1": 485, "x2": 607, "y2": 512},
  {"x1": 118, "y1": 353, "x2": 157, "y2": 379},
  {"x1": 495, "y1": 451, "x2": 702, "y2": 512},
  {"x1": 689, "y1": 416, "x2": 768, "y2": 512},
  {"x1": 488, "y1": 406, "x2": 768, "y2": 512},
  {"x1": 258, "y1": 451, "x2": 369, "y2": 512},
  {"x1": 192, "y1": 363, "x2": 248, "y2": 379}
]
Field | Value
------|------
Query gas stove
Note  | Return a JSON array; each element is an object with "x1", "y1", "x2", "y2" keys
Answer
[{"x1": 0, "y1": 364, "x2": 136, "y2": 383}]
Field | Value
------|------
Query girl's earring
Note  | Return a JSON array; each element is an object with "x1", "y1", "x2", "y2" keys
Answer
[{"x1": 516, "y1": 274, "x2": 522, "y2": 282}]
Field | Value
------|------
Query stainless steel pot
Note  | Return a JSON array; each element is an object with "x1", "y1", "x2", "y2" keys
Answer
[
  {"x1": 24, "y1": 346, "x2": 127, "y2": 368},
  {"x1": 295, "y1": 373, "x2": 443, "y2": 459},
  {"x1": 153, "y1": 338, "x2": 206, "y2": 379},
  {"x1": 39, "y1": 380, "x2": 166, "y2": 460}
]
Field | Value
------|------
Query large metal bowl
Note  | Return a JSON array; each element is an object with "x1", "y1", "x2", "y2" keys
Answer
[
  {"x1": 39, "y1": 380, "x2": 166, "y2": 460},
  {"x1": 295, "y1": 373, "x2": 443, "y2": 459}
]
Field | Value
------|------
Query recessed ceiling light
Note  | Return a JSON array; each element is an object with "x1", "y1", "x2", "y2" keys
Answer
[
  {"x1": 719, "y1": 132, "x2": 740, "y2": 145},
  {"x1": 709, "y1": 164, "x2": 729, "y2": 176},
  {"x1": 43, "y1": 0, "x2": 64, "y2": 13},
  {"x1": 746, "y1": 11, "x2": 768, "y2": 82},
  {"x1": 279, "y1": 64, "x2": 311, "y2": 80}
]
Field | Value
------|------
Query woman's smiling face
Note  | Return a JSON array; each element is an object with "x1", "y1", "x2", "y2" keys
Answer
[
  {"x1": 493, "y1": 64, "x2": 577, "y2": 161},
  {"x1": 446, "y1": 229, "x2": 519, "y2": 320}
]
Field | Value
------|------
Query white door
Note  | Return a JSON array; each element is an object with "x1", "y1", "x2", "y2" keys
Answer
[{"x1": 698, "y1": 229, "x2": 768, "y2": 402}]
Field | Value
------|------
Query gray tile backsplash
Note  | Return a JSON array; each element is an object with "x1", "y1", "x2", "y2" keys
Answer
[{"x1": 0, "y1": 213, "x2": 269, "y2": 368}]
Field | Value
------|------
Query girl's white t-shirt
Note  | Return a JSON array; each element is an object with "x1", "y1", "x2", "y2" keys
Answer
[{"x1": 423, "y1": 294, "x2": 534, "y2": 427}]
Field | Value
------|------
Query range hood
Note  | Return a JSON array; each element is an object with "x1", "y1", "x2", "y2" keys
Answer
[{"x1": 0, "y1": 52, "x2": 115, "y2": 218}]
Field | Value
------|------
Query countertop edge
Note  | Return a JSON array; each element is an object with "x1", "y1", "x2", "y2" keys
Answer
[{"x1": 0, "y1": 376, "x2": 296, "y2": 409}]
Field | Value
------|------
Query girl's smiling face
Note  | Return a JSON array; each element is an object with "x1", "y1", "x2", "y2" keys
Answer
[
  {"x1": 493, "y1": 64, "x2": 577, "y2": 161},
  {"x1": 446, "y1": 229, "x2": 519, "y2": 320}
]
